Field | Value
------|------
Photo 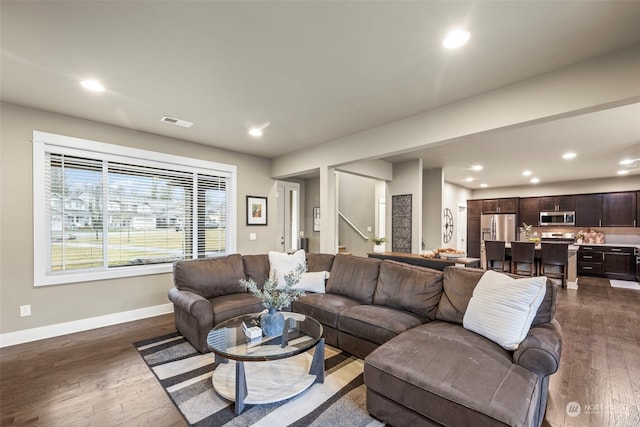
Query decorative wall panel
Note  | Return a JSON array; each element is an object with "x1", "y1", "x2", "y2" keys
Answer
[{"x1": 392, "y1": 194, "x2": 412, "y2": 253}]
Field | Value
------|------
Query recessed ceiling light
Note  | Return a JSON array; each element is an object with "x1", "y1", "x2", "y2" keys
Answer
[
  {"x1": 248, "y1": 128, "x2": 263, "y2": 137},
  {"x1": 465, "y1": 177, "x2": 475, "y2": 182},
  {"x1": 80, "y1": 79, "x2": 105, "y2": 92},
  {"x1": 530, "y1": 177, "x2": 540, "y2": 184},
  {"x1": 617, "y1": 170, "x2": 630, "y2": 175},
  {"x1": 562, "y1": 152, "x2": 576, "y2": 160},
  {"x1": 471, "y1": 164, "x2": 483, "y2": 171},
  {"x1": 522, "y1": 170, "x2": 532, "y2": 176},
  {"x1": 443, "y1": 28, "x2": 471, "y2": 49},
  {"x1": 480, "y1": 183, "x2": 488, "y2": 188},
  {"x1": 620, "y1": 158, "x2": 638, "y2": 165}
]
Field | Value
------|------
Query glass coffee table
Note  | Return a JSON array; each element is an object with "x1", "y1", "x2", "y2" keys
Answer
[{"x1": 207, "y1": 311, "x2": 324, "y2": 414}]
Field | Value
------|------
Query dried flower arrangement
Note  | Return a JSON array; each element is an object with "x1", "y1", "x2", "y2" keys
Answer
[{"x1": 239, "y1": 263, "x2": 307, "y2": 311}]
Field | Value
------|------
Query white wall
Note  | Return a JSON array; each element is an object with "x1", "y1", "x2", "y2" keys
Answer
[
  {"x1": 443, "y1": 182, "x2": 473, "y2": 250},
  {"x1": 422, "y1": 168, "x2": 443, "y2": 249},
  {"x1": 337, "y1": 172, "x2": 376, "y2": 256},
  {"x1": 304, "y1": 176, "x2": 321, "y2": 253},
  {"x1": 272, "y1": 46, "x2": 640, "y2": 178},
  {"x1": 0, "y1": 102, "x2": 278, "y2": 335}
]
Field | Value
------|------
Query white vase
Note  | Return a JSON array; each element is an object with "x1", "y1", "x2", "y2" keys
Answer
[{"x1": 373, "y1": 243, "x2": 385, "y2": 253}]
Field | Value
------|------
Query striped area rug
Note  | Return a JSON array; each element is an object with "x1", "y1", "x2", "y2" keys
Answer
[{"x1": 134, "y1": 332, "x2": 385, "y2": 427}]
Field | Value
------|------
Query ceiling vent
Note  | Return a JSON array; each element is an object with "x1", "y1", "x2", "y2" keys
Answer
[{"x1": 161, "y1": 116, "x2": 194, "y2": 128}]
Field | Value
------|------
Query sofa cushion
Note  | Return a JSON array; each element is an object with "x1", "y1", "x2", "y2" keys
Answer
[
  {"x1": 173, "y1": 254, "x2": 246, "y2": 299},
  {"x1": 326, "y1": 254, "x2": 381, "y2": 304},
  {"x1": 291, "y1": 293, "x2": 361, "y2": 329},
  {"x1": 374, "y1": 260, "x2": 443, "y2": 320},
  {"x1": 209, "y1": 293, "x2": 265, "y2": 326},
  {"x1": 242, "y1": 254, "x2": 270, "y2": 288},
  {"x1": 274, "y1": 270, "x2": 329, "y2": 293},
  {"x1": 306, "y1": 253, "x2": 335, "y2": 273},
  {"x1": 463, "y1": 270, "x2": 547, "y2": 350},
  {"x1": 436, "y1": 266, "x2": 556, "y2": 327},
  {"x1": 268, "y1": 250, "x2": 306, "y2": 287},
  {"x1": 365, "y1": 321, "x2": 539, "y2": 427},
  {"x1": 338, "y1": 305, "x2": 426, "y2": 345}
]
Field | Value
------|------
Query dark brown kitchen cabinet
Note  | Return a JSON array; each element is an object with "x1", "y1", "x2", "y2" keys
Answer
[
  {"x1": 467, "y1": 217, "x2": 481, "y2": 257},
  {"x1": 577, "y1": 246, "x2": 603, "y2": 276},
  {"x1": 482, "y1": 198, "x2": 518, "y2": 214},
  {"x1": 602, "y1": 192, "x2": 636, "y2": 226},
  {"x1": 575, "y1": 193, "x2": 603, "y2": 227},
  {"x1": 603, "y1": 247, "x2": 636, "y2": 280},
  {"x1": 519, "y1": 197, "x2": 541, "y2": 226},
  {"x1": 467, "y1": 200, "x2": 482, "y2": 257},
  {"x1": 578, "y1": 245, "x2": 637, "y2": 280},
  {"x1": 540, "y1": 195, "x2": 574, "y2": 212},
  {"x1": 637, "y1": 191, "x2": 640, "y2": 226},
  {"x1": 468, "y1": 200, "x2": 482, "y2": 218}
]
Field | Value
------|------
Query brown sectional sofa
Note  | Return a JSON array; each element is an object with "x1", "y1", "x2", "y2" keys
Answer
[{"x1": 168, "y1": 252, "x2": 562, "y2": 427}]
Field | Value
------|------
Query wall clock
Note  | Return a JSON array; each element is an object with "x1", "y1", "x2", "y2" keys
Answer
[{"x1": 443, "y1": 208, "x2": 454, "y2": 243}]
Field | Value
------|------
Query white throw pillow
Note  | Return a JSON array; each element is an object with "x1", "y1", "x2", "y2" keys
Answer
[
  {"x1": 463, "y1": 270, "x2": 547, "y2": 350},
  {"x1": 268, "y1": 249, "x2": 306, "y2": 287},
  {"x1": 275, "y1": 270, "x2": 329, "y2": 293}
]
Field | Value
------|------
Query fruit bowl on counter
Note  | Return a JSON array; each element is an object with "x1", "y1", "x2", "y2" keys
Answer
[
  {"x1": 422, "y1": 247, "x2": 466, "y2": 259},
  {"x1": 528, "y1": 237, "x2": 541, "y2": 243}
]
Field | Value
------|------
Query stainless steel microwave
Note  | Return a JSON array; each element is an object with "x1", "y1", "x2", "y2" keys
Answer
[{"x1": 539, "y1": 211, "x2": 575, "y2": 226}]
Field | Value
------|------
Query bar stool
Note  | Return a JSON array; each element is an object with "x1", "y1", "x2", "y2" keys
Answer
[
  {"x1": 485, "y1": 240, "x2": 511, "y2": 272},
  {"x1": 541, "y1": 242, "x2": 569, "y2": 288},
  {"x1": 510, "y1": 241, "x2": 536, "y2": 276}
]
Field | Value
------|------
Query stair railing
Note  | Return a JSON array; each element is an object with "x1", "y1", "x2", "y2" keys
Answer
[{"x1": 337, "y1": 210, "x2": 369, "y2": 241}]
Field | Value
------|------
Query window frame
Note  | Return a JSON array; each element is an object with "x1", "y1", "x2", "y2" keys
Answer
[{"x1": 33, "y1": 130, "x2": 237, "y2": 286}]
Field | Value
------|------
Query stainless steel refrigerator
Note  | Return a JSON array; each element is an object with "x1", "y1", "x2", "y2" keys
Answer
[{"x1": 481, "y1": 213, "x2": 517, "y2": 243}]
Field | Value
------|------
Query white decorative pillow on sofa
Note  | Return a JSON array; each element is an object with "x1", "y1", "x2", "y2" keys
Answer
[
  {"x1": 274, "y1": 270, "x2": 329, "y2": 293},
  {"x1": 268, "y1": 249, "x2": 306, "y2": 287},
  {"x1": 463, "y1": 270, "x2": 547, "y2": 351}
]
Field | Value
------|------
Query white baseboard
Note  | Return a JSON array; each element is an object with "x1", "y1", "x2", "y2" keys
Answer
[{"x1": 0, "y1": 303, "x2": 174, "y2": 348}]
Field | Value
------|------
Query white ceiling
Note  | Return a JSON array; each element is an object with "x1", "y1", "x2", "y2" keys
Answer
[{"x1": 2, "y1": 1, "x2": 640, "y2": 188}]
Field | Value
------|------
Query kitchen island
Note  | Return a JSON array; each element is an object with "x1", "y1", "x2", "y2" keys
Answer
[
  {"x1": 480, "y1": 243, "x2": 579, "y2": 287},
  {"x1": 367, "y1": 252, "x2": 481, "y2": 271}
]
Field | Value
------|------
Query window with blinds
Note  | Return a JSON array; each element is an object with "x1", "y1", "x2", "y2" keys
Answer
[{"x1": 33, "y1": 131, "x2": 237, "y2": 286}]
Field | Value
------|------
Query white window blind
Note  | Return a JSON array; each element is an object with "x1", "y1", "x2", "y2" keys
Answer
[{"x1": 34, "y1": 131, "x2": 237, "y2": 286}]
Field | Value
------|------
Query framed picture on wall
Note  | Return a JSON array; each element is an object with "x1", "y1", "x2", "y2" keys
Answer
[
  {"x1": 246, "y1": 196, "x2": 268, "y2": 226},
  {"x1": 313, "y1": 207, "x2": 320, "y2": 231}
]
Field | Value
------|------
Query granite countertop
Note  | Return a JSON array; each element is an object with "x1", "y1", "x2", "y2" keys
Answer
[
  {"x1": 574, "y1": 242, "x2": 640, "y2": 249},
  {"x1": 504, "y1": 242, "x2": 580, "y2": 251}
]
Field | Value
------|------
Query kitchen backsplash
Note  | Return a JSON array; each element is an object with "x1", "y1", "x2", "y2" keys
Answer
[{"x1": 526, "y1": 226, "x2": 640, "y2": 244}]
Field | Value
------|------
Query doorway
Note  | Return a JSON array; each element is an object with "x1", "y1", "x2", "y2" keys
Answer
[
  {"x1": 457, "y1": 205, "x2": 467, "y2": 252},
  {"x1": 277, "y1": 181, "x2": 300, "y2": 252}
]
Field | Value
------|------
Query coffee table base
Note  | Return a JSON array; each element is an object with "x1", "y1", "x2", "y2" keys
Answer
[{"x1": 213, "y1": 353, "x2": 316, "y2": 409}]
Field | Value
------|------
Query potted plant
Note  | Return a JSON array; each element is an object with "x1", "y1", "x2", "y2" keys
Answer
[
  {"x1": 372, "y1": 235, "x2": 387, "y2": 253},
  {"x1": 239, "y1": 264, "x2": 306, "y2": 336}
]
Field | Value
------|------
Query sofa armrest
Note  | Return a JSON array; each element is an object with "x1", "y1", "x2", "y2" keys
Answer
[
  {"x1": 168, "y1": 287, "x2": 213, "y2": 324},
  {"x1": 513, "y1": 319, "x2": 562, "y2": 377}
]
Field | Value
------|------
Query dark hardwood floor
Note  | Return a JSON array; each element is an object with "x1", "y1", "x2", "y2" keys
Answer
[
  {"x1": 0, "y1": 314, "x2": 184, "y2": 426},
  {"x1": 1, "y1": 276, "x2": 639, "y2": 426},
  {"x1": 544, "y1": 276, "x2": 640, "y2": 427}
]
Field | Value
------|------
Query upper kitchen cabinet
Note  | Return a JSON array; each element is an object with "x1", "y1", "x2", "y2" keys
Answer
[
  {"x1": 482, "y1": 198, "x2": 518, "y2": 214},
  {"x1": 540, "y1": 195, "x2": 575, "y2": 212},
  {"x1": 575, "y1": 193, "x2": 603, "y2": 227},
  {"x1": 603, "y1": 191, "x2": 637, "y2": 226},
  {"x1": 519, "y1": 198, "x2": 541, "y2": 226}
]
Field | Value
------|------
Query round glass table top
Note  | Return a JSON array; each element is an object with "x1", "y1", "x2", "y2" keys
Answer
[{"x1": 207, "y1": 311, "x2": 323, "y2": 362}]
